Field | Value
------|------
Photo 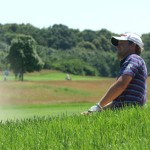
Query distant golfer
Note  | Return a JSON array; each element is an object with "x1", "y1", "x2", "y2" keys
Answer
[
  {"x1": 82, "y1": 32, "x2": 147, "y2": 114},
  {"x1": 3, "y1": 69, "x2": 9, "y2": 81},
  {"x1": 66, "y1": 73, "x2": 71, "y2": 81}
]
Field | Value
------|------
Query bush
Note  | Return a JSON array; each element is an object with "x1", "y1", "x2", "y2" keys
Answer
[{"x1": 51, "y1": 59, "x2": 98, "y2": 76}]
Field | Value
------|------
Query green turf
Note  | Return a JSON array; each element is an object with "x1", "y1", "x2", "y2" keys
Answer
[
  {"x1": 0, "y1": 70, "x2": 112, "y2": 81},
  {"x1": 0, "y1": 103, "x2": 92, "y2": 121}
]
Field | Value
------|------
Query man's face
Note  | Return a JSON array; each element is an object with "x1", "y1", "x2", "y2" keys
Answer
[{"x1": 116, "y1": 40, "x2": 132, "y2": 60}]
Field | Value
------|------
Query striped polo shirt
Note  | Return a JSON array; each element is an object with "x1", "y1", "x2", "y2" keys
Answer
[{"x1": 113, "y1": 54, "x2": 147, "y2": 105}]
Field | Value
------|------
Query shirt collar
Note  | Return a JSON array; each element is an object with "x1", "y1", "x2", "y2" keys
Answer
[{"x1": 120, "y1": 54, "x2": 132, "y2": 67}]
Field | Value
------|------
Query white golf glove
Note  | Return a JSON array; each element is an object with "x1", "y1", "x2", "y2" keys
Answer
[{"x1": 88, "y1": 103, "x2": 102, "y2": 112}]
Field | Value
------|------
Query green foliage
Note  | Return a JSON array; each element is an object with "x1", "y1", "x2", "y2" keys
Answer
[
  {"x1": 142, "y1": 33, "x2": 150, "y2": 51},
  {"x1": 77, "y1": 41, "x2": 96, "y2": 50},
  {"x1": 80, "y1": 29, "x2": 97, "y2": 42},
  {"x1": 0, "y1": 41, "x2": 9, "y2": 51},
  {"x1": 7, "y1": 35, "x2": 44, "y2": 80},
  {"x1": 141, "y1": 51, "x2": 150, "y2": 76},
  {"x1": 0, "y1": 42, "x2": 9, "y2": 69},
  {"x1": 0, "y1": 23, "x2": 150, "y2": 77},
  {"x1": 47, "y1": 24, "x2": 78, "y2": 50},
  {"x1": 51, "y1": 59, "x2": 97, "y2": 76}
]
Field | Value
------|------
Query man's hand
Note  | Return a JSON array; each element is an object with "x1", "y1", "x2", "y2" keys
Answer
[
  {"x1": 88, "y1": 103, "x2": 102, "y2": 112},
  {"x1": 81, "y1": 103, "x2": 102, "y2": 115}
]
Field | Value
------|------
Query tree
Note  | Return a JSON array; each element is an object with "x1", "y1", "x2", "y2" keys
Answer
[
  {"x1": 77, "y1": 41, "x2": 96, "y2": 50},
  {"x1": 7, "y1": 35, "x2": 44, "y2": 81},
  {"x1": 142, "y1": 33, "x2": 150, "y2": 51},
  {"x1": 47, "y1": 24, "x2": 77, "y2": 50},
  {"x1": 80, "y1": 29, "x2": 97, "y2": 42}
]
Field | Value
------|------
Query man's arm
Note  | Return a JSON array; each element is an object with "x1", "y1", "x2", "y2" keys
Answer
[{"x1": 99, "y1": 75, "x2": 133, "y2": 107}]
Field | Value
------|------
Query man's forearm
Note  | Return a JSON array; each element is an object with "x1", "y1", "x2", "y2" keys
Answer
[
  {"x1": 99, "y1": 83, "x2": 124, "y2": 107},
  {"x1": 99, "y1": 75, "x2": 132, "y2": 107}
]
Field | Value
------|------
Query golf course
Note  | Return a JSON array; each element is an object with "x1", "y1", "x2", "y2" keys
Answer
[
  {"x1": 0, "y1": 70, "x2": 115, "y2": 119},
  {"x1": 0, "y1": 70, "x2": 150, "y2": 149}
]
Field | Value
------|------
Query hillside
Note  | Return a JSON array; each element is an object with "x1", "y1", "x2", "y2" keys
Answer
[{"x1": 0, "y1": 23, "x2": 150, "y2": 76}]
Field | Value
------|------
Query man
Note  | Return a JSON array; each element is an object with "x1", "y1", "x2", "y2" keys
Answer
[{"x1": 82, "y1": 32, "x2": 147, "y2": 114}]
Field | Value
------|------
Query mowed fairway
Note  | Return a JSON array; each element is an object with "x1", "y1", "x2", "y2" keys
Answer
[
  {"x1": 0, "y1": 70, "x2": 114, "y2": 120},
  {"x1": 0, "y1": 70, "x2": 149, "y2": 121}
]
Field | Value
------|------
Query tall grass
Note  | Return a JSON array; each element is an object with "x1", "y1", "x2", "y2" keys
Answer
[{"x1": 0, "y1": 105, "x2": 150, "y2": 149}]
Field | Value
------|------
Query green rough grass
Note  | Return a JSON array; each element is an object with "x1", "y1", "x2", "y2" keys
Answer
[
  {"x1": 24, "y1": 70, "x2": 109, "y2": 81},
  {"x1": 0, "y1": 105, "x2": 150, "y2": 149}
]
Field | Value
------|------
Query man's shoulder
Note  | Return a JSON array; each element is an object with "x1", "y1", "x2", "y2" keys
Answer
[
  {"x1": 126, "y1": 54, "x2": 143, "y2": 63},
  {"x1": 128, "y1": 54, "x2": 140, "y2": 59}
]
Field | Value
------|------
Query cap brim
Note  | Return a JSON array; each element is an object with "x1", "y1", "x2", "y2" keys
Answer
[
  {"x1": 112, "y1": 36, "x2": 128, "y2": 41},
  {"x1": 111, "y1": 36, "x2": 128, "y2": 46}
]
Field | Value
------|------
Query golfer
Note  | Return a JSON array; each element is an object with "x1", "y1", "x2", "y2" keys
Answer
[{"x1": 82, "y1": 32, "x2": 147, "y2": 114}]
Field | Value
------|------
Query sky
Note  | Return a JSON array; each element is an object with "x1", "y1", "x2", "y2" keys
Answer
[{"x1": 0, "y1": 0, "x2": 150, "y2": 35}]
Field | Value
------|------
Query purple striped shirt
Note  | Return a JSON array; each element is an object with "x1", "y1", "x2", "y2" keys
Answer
[{"x1": 113, "y1": 54, "x2": 147, "y2": 105}]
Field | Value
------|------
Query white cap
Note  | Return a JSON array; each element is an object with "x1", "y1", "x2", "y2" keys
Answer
[{"x1": 111, "y1": 32, "x2": 144, "y2": 51}]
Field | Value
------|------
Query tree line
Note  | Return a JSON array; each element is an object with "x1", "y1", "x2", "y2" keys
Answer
[{"x1": 0, "y1": 23, "x2": 150, "y2": 79}]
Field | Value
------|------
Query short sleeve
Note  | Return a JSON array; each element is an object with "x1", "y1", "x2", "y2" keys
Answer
[{"x1": 121, "y1": 55, "x2": 139, "y2": 77}]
